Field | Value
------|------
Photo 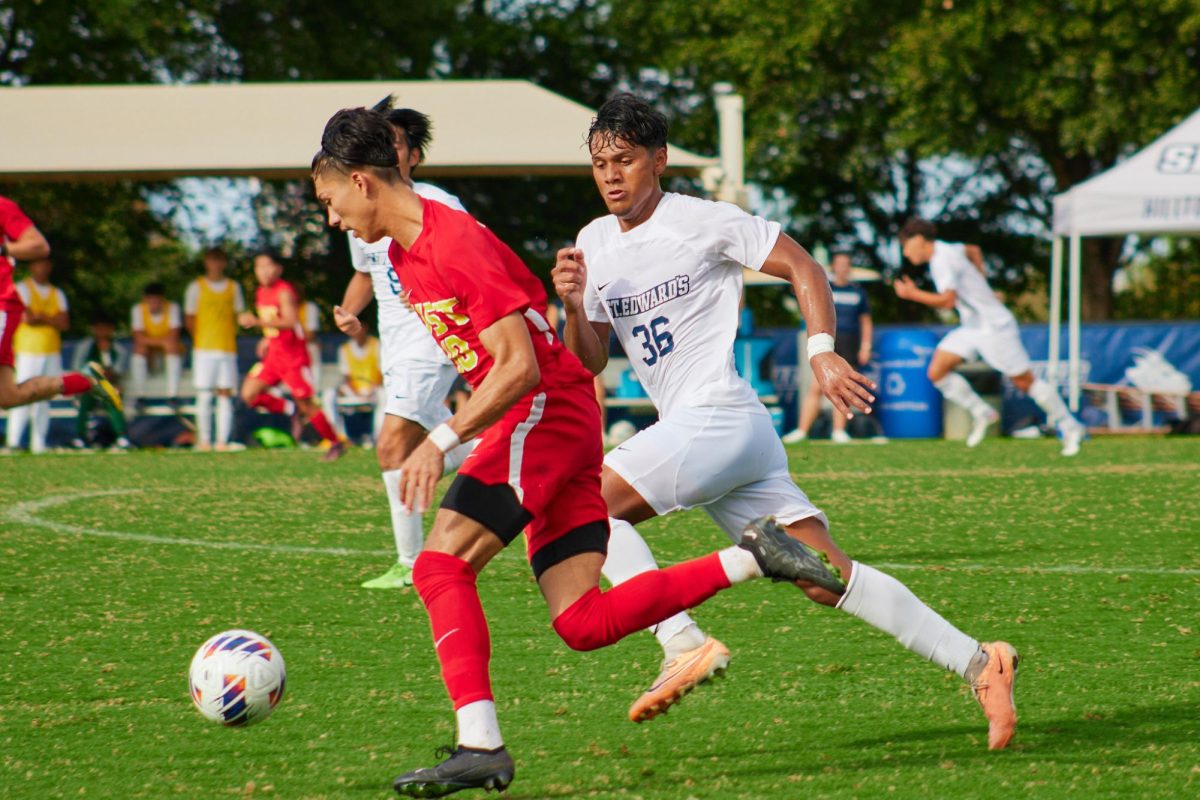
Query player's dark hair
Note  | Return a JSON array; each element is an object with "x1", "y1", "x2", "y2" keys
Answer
[
  {"x1": 899, "y1": 218, "x2": 938, "y2": 242},
  {"x1": 369, "y1": 95, "x2": 434, "y2": 166},
  {"x1": 143, "y1": 282, "x2": 165, "y2": 297},
  {"x1": 90, "y1": 310, "x2": 115, "y2": 326},
  {"x1": 311, "y1": 108, "x2": 401, "y2": 181},
  {"x1": 588, "y1": 93, "x2": 668, "y2": 154},
  {"x1": 203, "y1": 246, "x2": 227, "y2": 261},
  {"x1": 252, "y1": 249, "x2": 282, "y2": 265},
  {"x1": 830, "y1": 250, "x2": 853, "y2": 261}
]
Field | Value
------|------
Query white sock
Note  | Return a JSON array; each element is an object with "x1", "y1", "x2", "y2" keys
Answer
[
  {"x1": 1028, "y1": 378, "x2": 1077, "y2": 429},
  {"x1": 195, "y1": 390, "x2": 214, "y2": 447},
  {"x1": 382, "y1": 469, "x2": 423, "y2": 566},
  {"x1": 215, "y1": 394, "x2": 234, "y2": 446},
  {"x1": 6, "y1": 403, "x2": 29, "y2": 447},
  {"x1": 601, "y1": 518, "x2": 704, "y2": 651},
  {"x1": 443, "y1": 438, "x2": 477, "y2": 475},
  {"x1": 32, "y1": 397, "x2": 50, "y2": 452},
  {"x1": 836, "y1": 561, "x2": 981, "y2": 678},
  {"x1": 166, "y1": 354, "x2": 182, "y2": 398},
  {"x1": 131, "y1": 354, "x2": 148, "y2": 398},
  {"x1": 718, "y1": 546, "x2": 764, "y2": 584},
  {"x1": 456, "y1": 699, "x2": 503, "y2": 750},
  {"x1": 934, "y1": 373, "x2": 992, "y2": 418}
]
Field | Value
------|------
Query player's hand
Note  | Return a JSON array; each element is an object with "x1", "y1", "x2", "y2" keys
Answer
[
  {"x1": 811, "y1": 352, "x2": 876, "y2": 419},
  {"x1": 893, "y1": 276, "x2": 917, "y2": 300},
  {"x1": 255, "y1": 338, "x2": 268, "y2": 358},
  {"x1": 552, "y1": 247, "x2": 588, "y2": 311},
  {"x1": 332, "y1": 305, "x2": 362, "y2": 336},
  {"x1": 399, "y1": 439, "x2": 445, "y2": 514},
  {"x1": 237, "y1": 311, "x2": 258, "y2": 328}
]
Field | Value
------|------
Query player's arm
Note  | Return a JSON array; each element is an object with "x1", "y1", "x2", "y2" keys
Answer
[
  {"x1": 858, "y1": 311, "x2": 873, "y2": 365},
  {"x1": 49, "y1": 304, "x2": 69, "y2": 332},
  {"x1": 965, "y1": 244, "x2": 986, "y2": 275},
  {"x1": 333, "y1": 272, "x2": 373, "y2": 335},
  {"x1": 893, "y1": 276, "x2": 956, "y2": 310},
  {"x1": 760, "y1": 235, "x2": 876, "y2": 417},
  {"x1": 399, "y1": 312, "x2": 540, "y2": 513},
  {"x1": 551, "y1": 247, "x2": 610, "y2": 375},
  {"x1": 273, "y1": 290, "x2": 300, "y2": 330},
  {"x1": 1, "y1": 224, "x2": 50, "y2": 261}
]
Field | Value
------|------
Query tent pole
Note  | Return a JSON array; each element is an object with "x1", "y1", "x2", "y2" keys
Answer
[
  {"x1": 1047, "y1": 236, "x2": 1063, "y2": 384},
  {"x1": 1068, "y1": 233, "x2": 1083, "y2": 412}
]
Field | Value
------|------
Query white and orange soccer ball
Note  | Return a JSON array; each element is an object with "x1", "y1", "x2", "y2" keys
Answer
[{"x1": 188, "y1": 629, "x2": 286, "y2": 727}]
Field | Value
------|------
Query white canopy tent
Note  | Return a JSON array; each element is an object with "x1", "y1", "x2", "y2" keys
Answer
[
  {"x1": 0, "y1": 80, "x2": 719, "y2": 181},
  {"x1": 1050, "y1": 107, "x2": 1200, "y2": 409}
]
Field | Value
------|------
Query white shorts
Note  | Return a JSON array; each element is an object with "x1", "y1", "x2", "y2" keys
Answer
[
  {"x1": 605, "y1": 405, "x2": 827, "y2": 543},
  {"x1": 382, "y1": 360, "x2": 457, "y2": 431},
  {"x1": 937, "y1": 325, "x2": 1031, "y2": 377},
  {"x1": 13, "y1": 352, "x2": 62, "y2": 382},
  {"x1": 192, "y1": 351, "x2": 239, "y2": 390}
]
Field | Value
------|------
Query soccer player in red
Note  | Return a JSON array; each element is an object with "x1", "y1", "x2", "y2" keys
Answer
[
  {"x1": 312, "y1": 108, "x2": 847, "y2": 797},
  {"x1": 237, "y1": 251, "x2": 346, "y2": 461},
  {"x1": 0, "y1": 193, "x2": 121, "y2": 413}
]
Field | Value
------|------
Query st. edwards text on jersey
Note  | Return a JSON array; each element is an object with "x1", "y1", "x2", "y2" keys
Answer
[{"x1": 605, "y1": 275, "x2": 691, "y2": 319}]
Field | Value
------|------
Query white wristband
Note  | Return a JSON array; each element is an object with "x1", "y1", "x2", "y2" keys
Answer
[
  {"x1": 807, "y1": 332, "x2": 835, "y2": 361},
  {"x1": 427, "y1": 423, "x2": 461, "y2": 454}
]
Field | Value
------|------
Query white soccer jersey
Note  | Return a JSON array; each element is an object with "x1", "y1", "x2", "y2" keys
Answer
[
  {"x1": 578, "y1": 192, "x2": 781, "y2": 417},
  {"x1": 928, "y1": 241, "x2": 1017, "y2": 331},
  {"x1": 347, "y1": 182, "x2": 466, "y2": 366}
]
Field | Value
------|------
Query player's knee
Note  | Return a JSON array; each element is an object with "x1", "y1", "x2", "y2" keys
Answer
[
  {"x1": 239, "y1": 385, "x2": 258, "y2": 405},
  {"x1": 1010, "y1": 372, "x2": 1033, "y2": 392},
  {"x1": 412, "y1": 550, "x2": 476, "y2": 607},
  {"x1": 551, "y1": 588, "x2": 608, "y2": 652}
]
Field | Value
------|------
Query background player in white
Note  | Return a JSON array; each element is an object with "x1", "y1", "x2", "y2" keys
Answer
[
  {"x1": 332, "y1": 99, "x2": 475, "y2": 590},
  {"x1": 553, "y1": 94, "x2": 1020, "y2": 749},
  {"x1": 184, "y1": 247, "x2": 245, "y2": 451},
  {"x1": 895, "y1": 218, "x2": 1085, "y2": 456},
  {"x1": 6, "y1": 257, "x2": 68, "y2": 452}
]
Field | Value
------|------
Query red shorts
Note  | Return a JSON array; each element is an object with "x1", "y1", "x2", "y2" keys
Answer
[
  {"x1": 458, "y1": 377, "x2": 608, "y2": 562},
  {"x1": 248, "y1": 357, "x2": 315, "y2": 400},
  {"x1": 0, "y1": 302, "x2": 21, "y2": 369}
]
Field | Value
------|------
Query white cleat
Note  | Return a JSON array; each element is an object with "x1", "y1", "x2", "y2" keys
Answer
[
  {"x1": 1060, "y1": 422, "x2": 1085, "y2": 457},
  {"x1": 781, "y1": 428, "x2": 807, "y2": 444},
  {"x1": 830, "y1": 429, "x2": 852, "y2": 444},
  {"x1": 966, "y1": 408, "x2": 1000, "y2": 448}
]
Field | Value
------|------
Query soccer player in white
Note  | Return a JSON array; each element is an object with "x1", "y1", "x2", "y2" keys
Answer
[
  {"x1": 895, "y1": 218, "x2": 1085, "y2": 456},
  {"x1": 332, "y1": 101, "x2": 475, "y2": 590},
  {"x1": 553, "y1": 94, "x2": 1020, "y2": 749},
  {"x1": 184, "y1": 247, "x2": 246, "y2": 451}
]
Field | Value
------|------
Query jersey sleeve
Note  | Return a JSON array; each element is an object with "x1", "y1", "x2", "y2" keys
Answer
[
  {"x1": 14, "y1": 282, "x2": 30, "y2": 306},
  {"x1": 233, "y1": 283, "x2": 246, "y2": 312},
  {"x1": 183, "y1": 281, "x2": 200, "y2": 314},
  {"x1": 348, "y1": 233, "x2": 370, "y2": 271},
  {"x1": 685, "y1": 198, "x2": 781, "y2": 272},
  {"x1": 928, "y1": 245, "x2": 960, "y2": 294},
  {"x1": 130, "y1": 305, "x2": 143, "y2": 332},
  {"x1": 0, "y1": 197, "x2": 34, "y2": 242},
  {"x1": 337, "y1": 343, "x2": 350, "y2": 375},
  {"x1": 857, "y1": 286, "x2": 870, "y2": 316},
  {"x1": 444, "y1": 228, "x2": 531, "y2": 333},
  {"x1": 168, "y1": 303, "x2": 182, "y2": 328},
  {"x1": 55, "y1": 288, "x2": 68, "y2": 312}
]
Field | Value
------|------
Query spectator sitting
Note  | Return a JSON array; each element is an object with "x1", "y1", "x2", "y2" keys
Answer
[
  {"x1": 324, "y1": 325, "x2": 383, "y2": 445},
  {"x1": 129, "y1": 282, "x2": 183, "y2": 406},
  {"x1": 71, "y1": 311, "x2": 132, "y2": 449}
]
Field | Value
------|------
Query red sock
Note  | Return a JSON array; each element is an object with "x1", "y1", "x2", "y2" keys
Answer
[
  {"x1": 552, "y1": 553, "x2": 731, "y2": 651},
  {"x1": 412, "y1": 551, "x2": 493, "y2": 709},
  {"x1": 251, "y1": 394, "x2": 287, "y2": 414},
  {"x1": 60, "y1": 372, "x2": 91, "y2": 396},
  {"x1": 308, "y1": 410, "x2": 338, "y2": 443}
]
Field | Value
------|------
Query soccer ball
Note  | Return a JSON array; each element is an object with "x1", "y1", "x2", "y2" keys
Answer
[{"x1": 188, "y1": 629, "x2": 286, "y2": 727}]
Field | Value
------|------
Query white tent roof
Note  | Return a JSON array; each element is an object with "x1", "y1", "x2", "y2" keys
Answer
[
  {"x1": 0, "y1": 81, "x2": 717, "y2": 181},
  {"x1": 1053, "y1": 107, "x2": 1200, "y2": 236}
]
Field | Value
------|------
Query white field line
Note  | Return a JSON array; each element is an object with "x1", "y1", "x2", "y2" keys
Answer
[
  {"x1": 3, "y1": 490, "x2": 1197, "y2": 576},
  {"x1": 1, "y1": 489, "x2": 391, "y2": 558}
]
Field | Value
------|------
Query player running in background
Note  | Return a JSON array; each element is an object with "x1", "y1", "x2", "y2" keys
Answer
[
  {"x1": 312, "y1": 106, "x2": 845, "y2": 796},
  {"x1": 238, "y1": 251, "x2": 346, "y2": 461},
  {"x1": 0, "y1": 194, "x2": 120, "y2": 420},
  {"x1": 333, "y1": 100, "x2": 476, "y2": 591},
  {"x1": 184, "y1": 247, "x2": 245, "y2": 451},
  {"x1": 129, "y1": 282, "x2": 184, "y2": 405},
  {"x1": 783, "y1": 250, "x2": 875, "y2": 444},
  {"x1": 896, "y1": 218, "x2": 1085, "y2": 456},
  {"x1": 553, "y1": 94, "x2": 1019, "y2": 747},
  {"x1": 6, "y1": 257, "x2": 69, "y2": 452}
]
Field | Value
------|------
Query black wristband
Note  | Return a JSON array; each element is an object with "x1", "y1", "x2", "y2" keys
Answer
[{"x1": 0, "y1": 243, "x2": 7, "y2": 257}]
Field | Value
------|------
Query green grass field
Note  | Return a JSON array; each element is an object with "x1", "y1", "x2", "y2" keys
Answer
[{"x1": 1, "y1": 437, "x2": 1197, "y2": 799}]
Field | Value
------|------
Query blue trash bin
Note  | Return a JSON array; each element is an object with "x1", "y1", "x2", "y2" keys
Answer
[{"x1": 878, "y1": 329, "x2": 942, "y2": 438}]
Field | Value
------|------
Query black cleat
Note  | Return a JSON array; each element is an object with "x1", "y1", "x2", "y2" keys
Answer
[
  {"x1": 738, "y1": 515, "x2": 846, "y2": 595},
  {"x1": 393, "y1": 745, "x2": 515, "y2": 797}
]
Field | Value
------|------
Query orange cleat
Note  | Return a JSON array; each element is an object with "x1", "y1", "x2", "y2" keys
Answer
[
  {"x1": 629, "y1": 636, "x2": 730, "y2": 723},
  {"x1": 972, "y1": 641, "x2": 1020, "y2": 749}
]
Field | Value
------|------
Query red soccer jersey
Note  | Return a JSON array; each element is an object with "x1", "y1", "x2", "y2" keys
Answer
[
  {"x1": 255, "y1": 279, "x2": 309, "y2": 364},
  {"x1": 390, "y1": 199, "x2": 591, "y2": 392},
  {"x1": 0, "y1": 195, "x2": 35, "y2": 310}
]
